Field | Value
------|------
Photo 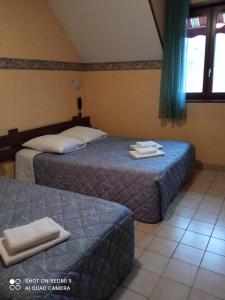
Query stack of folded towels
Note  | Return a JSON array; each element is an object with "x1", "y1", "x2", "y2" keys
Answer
[
  {"x1": 0, "y1": 217, "x2": 70, "y2": 266},
  {"x1": 129, "y1": 141, "x2": 165, "y2": 159}
]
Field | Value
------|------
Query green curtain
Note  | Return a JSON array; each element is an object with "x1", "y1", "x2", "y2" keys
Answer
[{"x1": 159, "y1": 0, "x2": 189, "y2": 120}]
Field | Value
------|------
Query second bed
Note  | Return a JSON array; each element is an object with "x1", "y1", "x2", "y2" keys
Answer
[{"x1": 16, "y1": 136, "x2": 195, "y2": 223}]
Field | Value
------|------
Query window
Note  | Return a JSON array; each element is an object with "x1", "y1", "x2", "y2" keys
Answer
[{"x1": 186, "y1": 3, "x2": 225, "y2": 102}]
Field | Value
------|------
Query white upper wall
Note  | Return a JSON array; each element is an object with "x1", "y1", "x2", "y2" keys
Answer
[{"x1": 48, "y1": 0, "x2": 162, "y2": 62}]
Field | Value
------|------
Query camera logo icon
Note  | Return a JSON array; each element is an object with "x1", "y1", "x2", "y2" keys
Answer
[{"x1": 9, "y1": 279, "x2": 21, "y2": 290}]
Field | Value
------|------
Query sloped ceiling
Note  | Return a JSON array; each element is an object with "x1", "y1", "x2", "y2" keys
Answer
[
  {"x1": 48, "y1": 0, "x2": 162, "y2": 62},
  {"x1": 151, "y1": 0, "x2": 164, "y2": 44}
]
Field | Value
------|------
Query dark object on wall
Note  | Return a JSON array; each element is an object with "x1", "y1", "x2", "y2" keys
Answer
[
  {"x1": 77, "y1": 97, "x2": 83, "y2": 117},
  {"x1": 0, "y1": 116, "x2": 91, "y2": 162}
]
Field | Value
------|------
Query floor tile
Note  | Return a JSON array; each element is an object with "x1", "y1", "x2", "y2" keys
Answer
[
  {"x1": 135, "y1": 230, "x2": 153, "y2": 249},
  {"x1": 163, "y1": 259, "x2": 198, "y2": 286},
  {"x1": 210, "y1": 182, "x2": 225, "y2": 191},
  {"x1": 193, "y1": 180, "x2": 209, "y2": 188},
  {"x1": 194, "y1": 268, "x2": 225, "y2": 299},
  {"x1": 135, "y1": 246, "x2": 144, "y2": 260},
  {"x1": 110, "y1": 287, "x2": 147, "y2": 300},
  {"x1": 220, "y1": 209, "x2": 225, "y2": 216},
  {"x1": 138, "y1": 250, "x2": 169, "y2": 275},
  {"x1": 188, "y1": 288, "x2": 221, "y2": 300},
  {"x1": 212, "y1": 226, "x2": 225, "y2": 240},
  {"x1": 199, "y1": 199, "x2": 222, "y2": 214},
  {"x1": 182, "y1": 191, "x2": 204, "y2": 201},
  {"x1": 134, "y1": 221, "x2": 139, "y2": 228},
  {"x1": 214, "y1": 175, "x2": 225, "y2": 181},
  {"x1": 130, "y1": 172, "x2": 225, "y2": 300},
  {"x1": 193, "y1": 177, "x2": 209, "y2": 183},
  {"x1": 188, "y1": 220, "x2": 214, "y2": 236},
  {"x1": 195, "y1": 176, "x2": 214, "y2": 183},
  {"x1": 195, "y1": 169, "x2": 214, "y2": 176},
  {"x1": 123, "y1": 267, "x2": 159, "y2": 297},
  {"x1": 150, "y1": 277, "x2": 190, "y2": 300},
  {"x1": 173, "y1": 244, "x2": 204, "y2": 266},
  {"x1": 216, "y1": 170, "x2": 225, "y2": 175},
  {"x1": 216, "y1": 171, "x2": 225, "y2": 178},
  {"x1": 194, "y1": 210, "x2": 218, "y2": 224},
  {"x1": 203, "y1": 194, "x2": 224, "y2": 204},
  {"x1": 207, "y1": 188, "x2": 225, "y2": 198},
  {"x1": 136, "y1": 222, "x2": 161, "y2": 234},
  {"x1": 175, "y1": 191, "x2": 186, "y2": 201},
  {"x1": 201, "y1": 252, "x2": 225, "y2": 276},
  {"x1": 188, "y1": 183, "x2": 209, "y2": 193},
  {"x1": 213, "y1": 177, "x2": 225, "y2": 185},
  {"x1": 179, "y1": 197, "x2": 201, "y2": 209},
  {"x1": 156, "y1": 224, "x2": 185, "y2": 242},
  {"x1": 216, "y1": 215, "x2": 225, "y2": 227},
  {"x1": 207, "y1": 237, "x2": 225, "y2": 256},
  {"x1": 165, "y1": 215, "x2": 191, "y2": 229},
  {"x1": 197, "y1": 170, "x2": 217, "y2": 178},
  {"x1": 147, "y1": 236, "x2": 178, "y2": 257},
  {"x1": 181, "y1": 231, "x2": 210, "y2": 250},
  {"x1": 174, "y1": 206, "x2": 196, "y2": 218}
]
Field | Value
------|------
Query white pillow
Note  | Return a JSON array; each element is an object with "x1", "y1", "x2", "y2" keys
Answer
[
  {"x1": 23, "y1": 135, "x2": 85, "y2": 154},
  {"x1": 60, "y1": 126, "x2": 107, "y2": 143}
]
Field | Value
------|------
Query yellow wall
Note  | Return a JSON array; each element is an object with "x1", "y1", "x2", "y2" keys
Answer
[
  {"x1": 0, "y1": 0, "x2": 82, "y2": 177},
  {"x1": 83, "y1": 70, "x2": 225, "y2": 167},
  {"x1": 0, "y1": 70, "x2": 82, "y2": 136}
]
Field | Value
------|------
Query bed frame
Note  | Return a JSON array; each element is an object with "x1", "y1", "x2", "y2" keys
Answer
[{"x1": 0, "y1": 116, "x2": 90, "y2": 163}]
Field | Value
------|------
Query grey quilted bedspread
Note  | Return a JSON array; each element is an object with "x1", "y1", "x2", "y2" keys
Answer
[
  {"x1": 0, "y1": 177, "x2": 134, "y2": 300},
  {"x1": 34, "y1": 136, "x2": 195, "y2": 223}
]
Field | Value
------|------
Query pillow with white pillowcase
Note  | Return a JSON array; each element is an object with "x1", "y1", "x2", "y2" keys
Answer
[
  {"x1": 23, "y1": 135, "x2": 85, "y2": 154},
  {"x1": 60, "y1": 126, "x2": 107, "y2": 143}
]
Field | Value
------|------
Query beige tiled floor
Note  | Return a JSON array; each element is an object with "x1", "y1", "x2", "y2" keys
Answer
[{"x1": 110, "y1": 170, "x2": 225, "y2": 300}]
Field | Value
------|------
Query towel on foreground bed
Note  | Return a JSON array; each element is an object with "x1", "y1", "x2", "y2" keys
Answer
[
  {"x1": 0, "y1": 218, "x2": 70, "y2": 266},
  {"x1": 134, "y1": 141, "x2": 163, "y2": 149},
  {"x1": 129, "y1": 149, "x2": 165, "y2": 159},
  {"x1": 3, "y1": 217, "x2": 60, "y2": 254}
]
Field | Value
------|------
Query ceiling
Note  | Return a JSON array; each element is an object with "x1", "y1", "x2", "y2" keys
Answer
[{"x1": 48, "y1": 0, "x2": 162, "y2": 63}]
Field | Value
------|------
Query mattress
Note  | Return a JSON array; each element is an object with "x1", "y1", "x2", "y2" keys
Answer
[
  {"x1": 0, "y1": 177, "x2": 134, "y2": 300},
  {"x1": 21, "y1": 136, "x2": 195, "y2": 223}
]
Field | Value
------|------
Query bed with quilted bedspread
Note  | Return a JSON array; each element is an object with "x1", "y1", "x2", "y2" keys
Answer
[
  {"x1": 0, "y1": 177, "x2": 134, "y2": 300},
  {"x1": 33, "y1": 137, "x2": 195, "y2": 223}
]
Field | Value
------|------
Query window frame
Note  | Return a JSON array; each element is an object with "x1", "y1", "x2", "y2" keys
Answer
[{"x1": 187, "y1": 2, "x2": 225, "y2": 103}]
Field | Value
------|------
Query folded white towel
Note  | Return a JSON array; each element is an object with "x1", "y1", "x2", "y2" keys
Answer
[
  {"x1": 133, "y1": 147, "x2": 157, "y2": 155},
  {"x1": 3, "y1": 217, "x2": 60, "y2": 254},
  {"x1": 129, "y1": 150, "x2": 165, "y2": 159},
  {"x1": 0, "y1": 223, "x2": 70, "y2": 267},
  {"x1": 135, "y1": 141, "x2": 163, "y2": 149}
]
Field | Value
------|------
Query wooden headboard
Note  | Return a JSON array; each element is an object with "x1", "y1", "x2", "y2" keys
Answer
[{"x1": 0, "y1": 116, "x2": 91, "y2": 163}]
